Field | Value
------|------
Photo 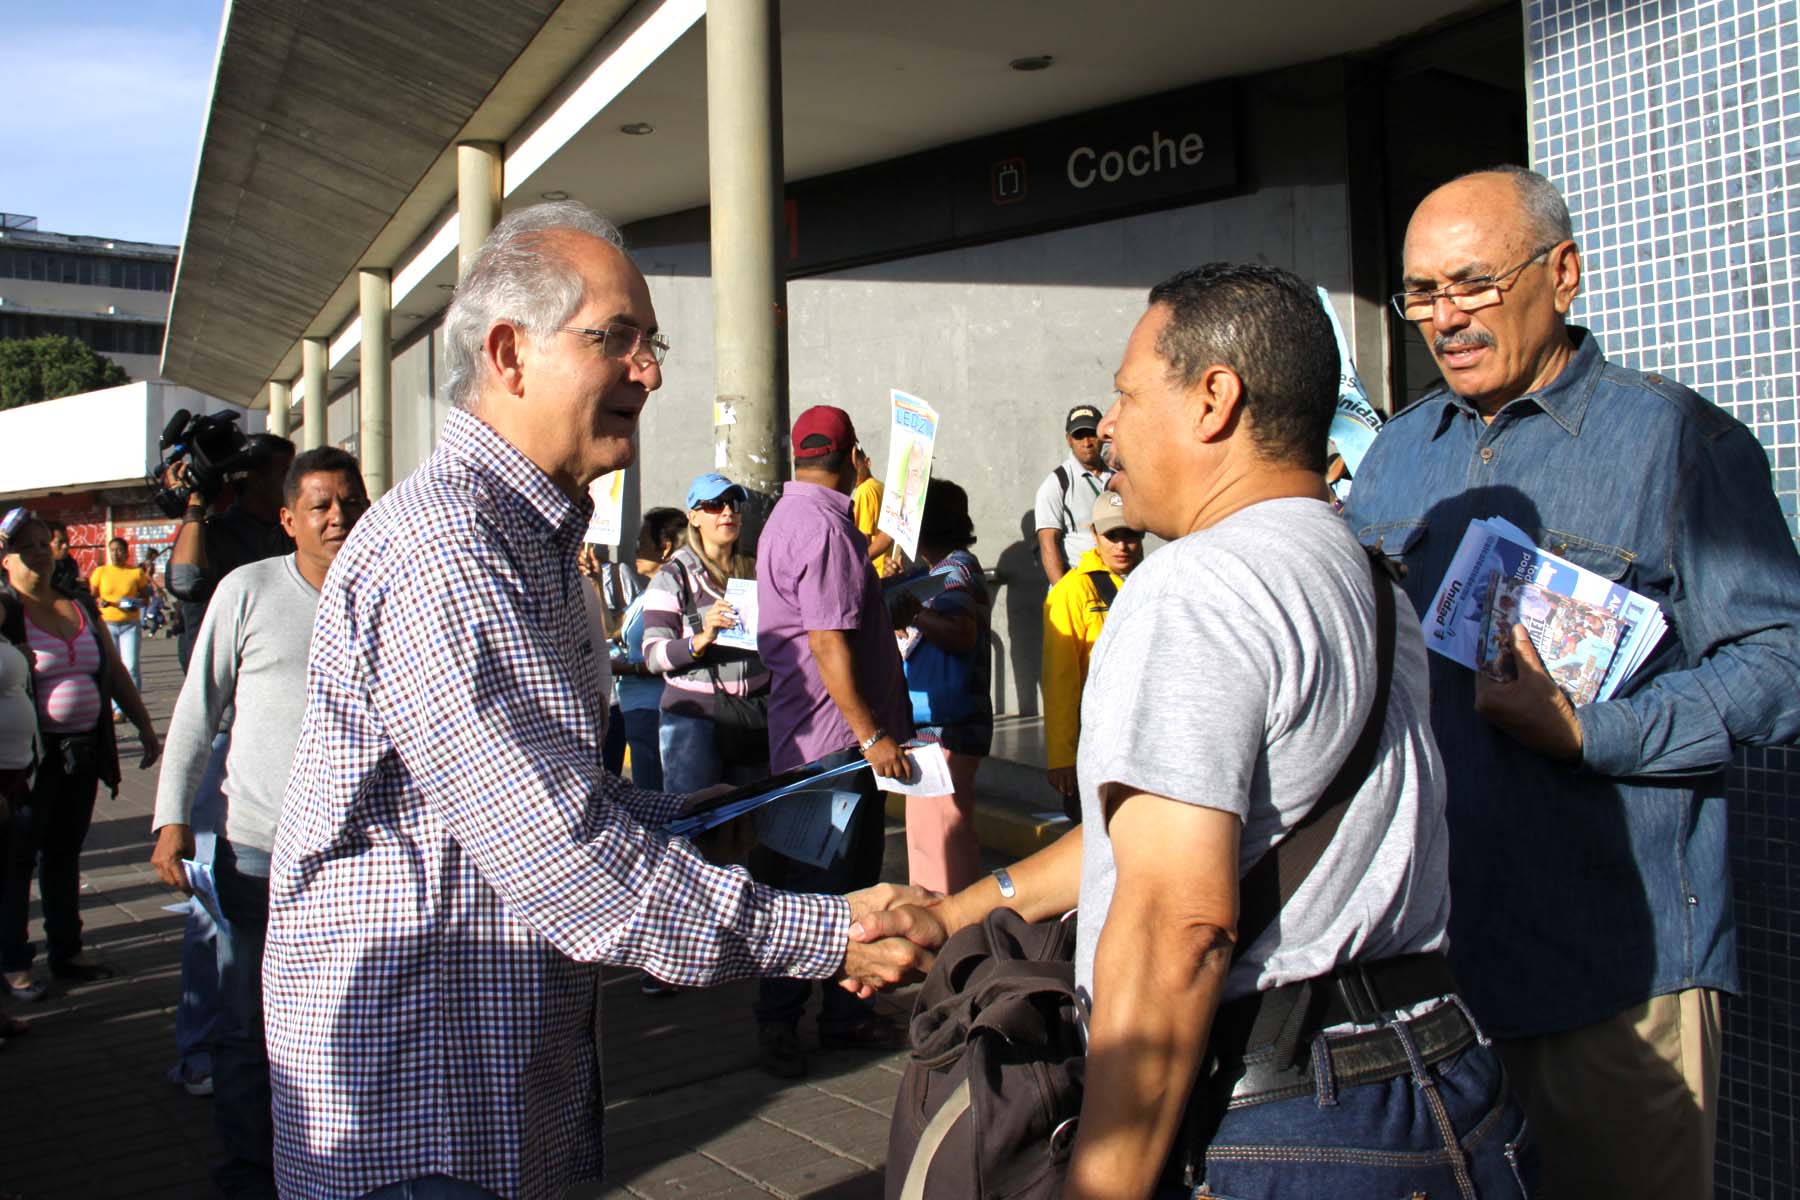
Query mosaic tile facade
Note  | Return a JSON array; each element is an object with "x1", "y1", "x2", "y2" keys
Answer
[{"x1": 1526, "y1": 1, "x2": 1800, "y2": 1194}]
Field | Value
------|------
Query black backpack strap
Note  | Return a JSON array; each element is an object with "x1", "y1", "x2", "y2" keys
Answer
[
  {"x1": 1054, "y1": 464, "x2": 1073, "y2": 530},
  {"x1": 1086, "y1": 570, "x2": 1118, "y2": 608},
  {"x1": 1233, "y1": 547, "x2": 1399, "y2": 957}
]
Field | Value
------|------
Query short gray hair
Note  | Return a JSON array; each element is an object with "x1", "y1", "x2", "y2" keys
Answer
[
  {"x1": 441, "y1": 201, "x2": 624, "y2": 409},
  {"x1": 1456, "y1": 164, "x2": 1574, "y2": 250}
]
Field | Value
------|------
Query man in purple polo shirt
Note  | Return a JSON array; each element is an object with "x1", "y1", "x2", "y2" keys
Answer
[{"x1": 754, "y1": 404, "x2": 914, "y2": 1076}]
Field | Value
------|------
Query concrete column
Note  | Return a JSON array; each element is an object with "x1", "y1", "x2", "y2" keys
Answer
[
  {"x1": 359, "y1": 268, "x2": 393, "y2": 499},
  {"x1": 706, "y1": 0, "x2": 789, "y2": 503},
  {"x1": 457, "y1": 141, "x2": 503, "y2": 279},
  {"x1": 302, "y1": 337, "x2": 328, "y2": 451},
  {"x1": 267, "y1": 380, "x2": 292, "y2": 438}
]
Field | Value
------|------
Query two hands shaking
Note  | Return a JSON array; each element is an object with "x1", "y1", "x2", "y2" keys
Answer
[{"x1": 836, "y1": 883, "x2": 959, "y2": 998}]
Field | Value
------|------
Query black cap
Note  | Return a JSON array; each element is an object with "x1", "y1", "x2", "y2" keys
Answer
[{"x1": 1065, "y1": 404, "x2": 1102, "y2": 435}]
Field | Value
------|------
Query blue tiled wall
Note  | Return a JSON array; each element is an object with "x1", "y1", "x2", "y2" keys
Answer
[{"x1": 1526, "y1": 1, "x2": 1799, "y2": 1194}]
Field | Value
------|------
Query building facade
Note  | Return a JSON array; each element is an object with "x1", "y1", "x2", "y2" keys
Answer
[{"x1": 0, "y1": 212, "x2": 176, "y2": 382}]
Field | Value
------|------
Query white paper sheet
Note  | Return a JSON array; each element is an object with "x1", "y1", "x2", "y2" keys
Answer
[
  {"x1": 715, "y1": 577, "x2": 759, "y2": 651},
  {"x1": 181, "y1": 858, "x2": 225, "y2": 925},
  {"x1": 752, "y1": 788, "x2": 859, "y2": 869},
  {"x1": 873, "y1": 742, "x2": 955, "y2": 796}
]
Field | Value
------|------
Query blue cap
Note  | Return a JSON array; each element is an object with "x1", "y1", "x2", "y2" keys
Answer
[{"x1": 685, "y1": 473, "x2": 750, "y2": 509}]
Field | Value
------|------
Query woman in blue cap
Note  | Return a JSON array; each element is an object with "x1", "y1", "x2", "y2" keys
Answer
[{"x1": 640, "y1": 473, "x2": 771, "y2": 798}]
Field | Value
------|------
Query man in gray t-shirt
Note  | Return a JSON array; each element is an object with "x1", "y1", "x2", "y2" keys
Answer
[
  {"x1": 855, "y1": 265, "x2": 1533, "y2": 1198},
  {"x1": 148, "y1": 447, "x2": 368, "y2": 1198}
]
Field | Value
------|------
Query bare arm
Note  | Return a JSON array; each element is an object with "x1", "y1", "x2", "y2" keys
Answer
[
  {"x1": 913, "y1": 606, "x2": 977, "y2": 655},
  {"x1": 1064, "y1": 788, "x2": 1238, "y2": 1200},
  {"x1": 93, "y1": 611, "x2": 160, "y2": 769},
  {"x1": 807, "y1": 627, "x2": 908, "y2": 778},
  {"x1": 866, "y1": 529, "x2": 896, "y2": 563},
  {"x1": 1037, "y1": 528, "x2": 1068, "y2": 585},
  {"x1": 165, "y1": 490, "x2": 213, "y2": 602}
]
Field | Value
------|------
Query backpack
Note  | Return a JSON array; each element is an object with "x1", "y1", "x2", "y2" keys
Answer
[{"x1": 886, "y1": 909, "x2": 1084, "y2": 1200}]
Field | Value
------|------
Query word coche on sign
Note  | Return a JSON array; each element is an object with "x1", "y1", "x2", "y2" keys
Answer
[{"x1": 1067, "y1": 132, "x2": 1207, "y2": 189}]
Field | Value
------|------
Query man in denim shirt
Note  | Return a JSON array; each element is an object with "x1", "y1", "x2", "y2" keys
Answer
[{"x1": 1345, "y1": 165, "x2": 1800, "y2": 1199}]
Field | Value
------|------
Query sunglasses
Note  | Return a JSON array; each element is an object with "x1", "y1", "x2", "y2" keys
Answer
[{"x1": 694, "y1": 497, "x2": 740, "y2": 514}]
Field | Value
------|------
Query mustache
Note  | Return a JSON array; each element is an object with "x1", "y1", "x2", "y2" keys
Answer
[
  {"x1": 1103, "y1": 442, "x2": 1123, "y2": 472},
  {"x1": 1434, "y1": 330, "x2": 1496, "y2": 355}
]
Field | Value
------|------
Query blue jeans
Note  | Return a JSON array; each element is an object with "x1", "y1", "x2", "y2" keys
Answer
[
  {"x1": 170, "y1": 732, "x2": 226, "y2": 1086},
  {"x1": 1162, "y1": 1033, "x2": 1536, "y2": 1198},
  {"x1": 360, "y1": 1178, "x2": 501, "y2": 1199},
  {"x1": 658, "y1": 706, "x2": 724, "y2": 796},
  {"x1": 213, "y1": 839, "x2": 274, "y2": 1198},
  {"x1": 621, "y1": 705, "x2": 663, "y2": 791},
  {"x1": 104, "y1": 619, "x2": 140, "y2": 715}
]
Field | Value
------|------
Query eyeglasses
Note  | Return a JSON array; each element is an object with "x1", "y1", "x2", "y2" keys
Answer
[
  {"x1": 693, "y1": 497, "x2": 739, "y2": 514},
  {"x1": 1390, "y1": 243, "x2": 1559, "y2": 322},
  {"x1": 562, "y1": 323, "x2": 670, "y2": 366}
]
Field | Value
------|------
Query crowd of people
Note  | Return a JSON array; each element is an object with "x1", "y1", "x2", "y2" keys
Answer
[{"x1": 0, "y1": 160, "x2": 1795, "y2": 1200}]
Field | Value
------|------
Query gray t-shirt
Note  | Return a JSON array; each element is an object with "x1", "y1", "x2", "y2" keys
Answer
[
  {"x1": 153, "y1": 554, "x2": 319, "y2": 854},
  {"x1": 1074, "y1": 498, "x2": 1450, "y2": 1004}
]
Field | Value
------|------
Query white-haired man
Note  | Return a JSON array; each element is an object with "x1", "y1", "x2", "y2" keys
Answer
[{"x1": 263, "y1": 204, "x2": 930, "y2": 1200}]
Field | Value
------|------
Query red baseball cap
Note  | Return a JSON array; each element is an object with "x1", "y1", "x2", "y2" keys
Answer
[{"x1": 792, "y1": 405, "x2": 856, "y2": 459}]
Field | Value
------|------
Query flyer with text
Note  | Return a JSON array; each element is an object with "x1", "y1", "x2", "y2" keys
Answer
[{"x1": 876, "y1": 389, "x2": 939, "y2": 561}]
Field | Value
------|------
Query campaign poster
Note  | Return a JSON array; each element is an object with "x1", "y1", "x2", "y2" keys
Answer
[
  {"x1": 585, "y1": 470, "x2": 625, "y2": 546},
  {"x1": 876, "y1": 389, "x2": 939, "y2": 561},
  {"x1": 1316, "y1": 287, "x2": 1383, "y2": 503}
]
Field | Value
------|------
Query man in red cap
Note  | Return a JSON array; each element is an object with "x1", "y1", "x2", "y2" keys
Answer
[{"x1": 752, "y1": 404, "x2": 914, "y2": 1076}]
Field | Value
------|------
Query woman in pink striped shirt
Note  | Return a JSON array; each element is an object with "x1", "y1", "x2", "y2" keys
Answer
[{"x1": 0, "y1": 514, "x2": 159, "y2": 1000}]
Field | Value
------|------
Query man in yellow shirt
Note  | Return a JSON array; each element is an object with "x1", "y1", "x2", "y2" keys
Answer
[
  {"x1": 1040, "y1": 490, "x2": 1142, "y2": 815},
  {"x1": 850, "y1": 443, "x2": 896, "y2": 575},
  {"x1": 89, "y1": 536, "x2": 152, "y2": 718}
]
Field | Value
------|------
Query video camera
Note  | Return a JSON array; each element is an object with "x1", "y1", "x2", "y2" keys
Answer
[{"x1": 148, "y1": 408, "x2": 271, "y2": 518}]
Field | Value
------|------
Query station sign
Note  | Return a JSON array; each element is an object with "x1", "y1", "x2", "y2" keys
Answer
[{"x1": 785, "y1": 80, "x2": 1239, "y2": 274}]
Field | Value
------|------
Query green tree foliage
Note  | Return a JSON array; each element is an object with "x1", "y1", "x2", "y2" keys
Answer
[{"x1": 0, "y1": 335, "x2": 131, "y2": 410}]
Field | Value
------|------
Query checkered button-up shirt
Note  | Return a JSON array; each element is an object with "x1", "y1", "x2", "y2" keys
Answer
[{"x1": 265, "y1": 409, "x2": 848, "y2": 1200}]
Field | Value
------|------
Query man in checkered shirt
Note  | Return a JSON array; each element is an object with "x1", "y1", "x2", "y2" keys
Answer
[{"x1": 264, "y1": 203, "x2": 931, "y2": 1200}]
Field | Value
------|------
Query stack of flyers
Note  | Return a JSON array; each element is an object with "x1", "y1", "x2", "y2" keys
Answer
[
  {"x1": 1478, "y1": 576, "x2": 1623, "y2": 706},
  {"x1": 1423, "y1": 516, "x2": 1667, "y2": 704}
]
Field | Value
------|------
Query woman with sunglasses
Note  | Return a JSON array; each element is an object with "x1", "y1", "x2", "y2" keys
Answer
[
  {"x1": 0, "y1": 513, "x2": 160, "y2": 1000},
  {"x1": 641, "y1": 474, "x2": 772, "y2": 795}
]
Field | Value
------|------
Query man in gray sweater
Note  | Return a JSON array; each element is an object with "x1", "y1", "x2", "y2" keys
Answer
[{"x1": 151, "y1": 446, "x2": 368, "y2": 1200}]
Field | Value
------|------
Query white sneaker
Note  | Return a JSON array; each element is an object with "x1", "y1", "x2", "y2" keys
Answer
[{"x1": 183, "y1": 1073, "x2": 214, "y2": 1097}]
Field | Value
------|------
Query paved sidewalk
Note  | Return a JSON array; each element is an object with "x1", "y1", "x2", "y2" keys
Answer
[{"x1": 0, "y1": 636, "x2": 924, "y2": 1199}]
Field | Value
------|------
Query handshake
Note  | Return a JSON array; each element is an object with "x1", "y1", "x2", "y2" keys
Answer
[{"x1": 835, "y1": 883, "x2": 957, "y2": 999}]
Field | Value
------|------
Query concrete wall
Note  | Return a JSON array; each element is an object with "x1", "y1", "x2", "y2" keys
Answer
[
  {"x1": 631, "y1": 67, "x2": 1355, "y2": 726},
  {"x1": 0, "y1": 276, "x2": 171, "y2": 322}
]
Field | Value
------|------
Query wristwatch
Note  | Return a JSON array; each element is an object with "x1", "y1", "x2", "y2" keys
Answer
[
  {"x1": 993, "y1": 868, "x2": 1017, "y2": 899},
  {"x1": 859, "y1": 728, "x2": 887, "y2": 753}
]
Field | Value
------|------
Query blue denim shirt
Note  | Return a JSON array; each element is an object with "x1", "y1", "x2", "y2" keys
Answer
[{"x1": 1343, "y1": 327, "x2": 1800, "y2": 1038}]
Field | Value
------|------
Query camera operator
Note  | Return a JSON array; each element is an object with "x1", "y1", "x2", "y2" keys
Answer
[
  {"x1": 156, "y1": 429, "x2": 294, "y2": 1098},
  {"x1": 164, "y1": 434, "x2": 296, "y2": 671}
]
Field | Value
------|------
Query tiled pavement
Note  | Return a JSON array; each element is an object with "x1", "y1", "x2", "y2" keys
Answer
[{"x1": 0, "y1": 636, "x2": 926, "y2": 1200}]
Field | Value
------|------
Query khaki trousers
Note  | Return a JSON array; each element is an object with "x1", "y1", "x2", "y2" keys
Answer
[{"x1": 1494, "y1": 988, "x2": 1721, "y2": 1200}]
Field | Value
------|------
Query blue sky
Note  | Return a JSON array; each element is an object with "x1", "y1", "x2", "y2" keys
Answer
[{"x1": 1, "y1": 1, "x2": 226, "y2": 246}]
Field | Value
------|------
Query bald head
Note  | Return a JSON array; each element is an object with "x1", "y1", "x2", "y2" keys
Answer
[{"x1": 1401, "y1": 167, "x2": 1582, "y2": 416}]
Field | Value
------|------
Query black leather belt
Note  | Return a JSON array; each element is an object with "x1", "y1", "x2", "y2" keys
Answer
[
  {"x1": 1224, "y1": 993, "x2": 1475, "y2": 1109},
  {"x1": 1167, "y1": 953, "x2": 1474, "y2": 1189}
]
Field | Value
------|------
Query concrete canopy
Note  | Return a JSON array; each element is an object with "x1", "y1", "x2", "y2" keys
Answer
[
  {"x1": 165, "y1": 0, "x2": 1496, "y2": 406},
  {"x1": 162, "y1": 0, "x2": 624, "y2": 402}
]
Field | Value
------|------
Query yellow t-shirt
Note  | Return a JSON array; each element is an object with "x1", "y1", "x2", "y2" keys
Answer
[
  {"x1": 89, "y1": 564, "x2": 150, "y2": 624},
  {"x1": 851, "y1": 476, "x2": 889, "y2": 575}
]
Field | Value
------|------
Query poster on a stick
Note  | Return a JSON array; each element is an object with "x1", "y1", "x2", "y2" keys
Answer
[
  {"x1": 876, "y1": 389, "x2": 939, "y2": 561},
  {"x1": 585, "y1": 470, "x2": 625, "y2": 546}
]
